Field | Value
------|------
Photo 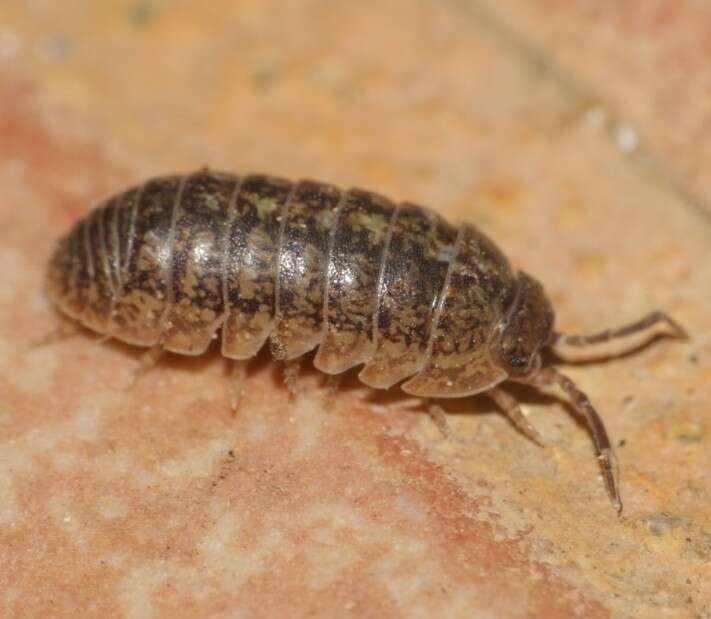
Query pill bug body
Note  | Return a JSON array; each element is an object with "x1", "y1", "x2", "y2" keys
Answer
[
  {"x1": 47, "y1": 169, "x2": 686, "y2": 511},
  {"x1": 48, "y1": 170, "x2": 537, "y2": 397}
]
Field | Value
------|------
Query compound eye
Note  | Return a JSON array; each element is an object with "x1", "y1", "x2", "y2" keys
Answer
[{"x1": 508, "y1": 354, "x2": 527, "y2": 370}]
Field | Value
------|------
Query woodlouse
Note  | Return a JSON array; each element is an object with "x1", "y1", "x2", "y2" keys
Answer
[{"x1": 46, "y1": 169, "x2": 687, "y2": 511}]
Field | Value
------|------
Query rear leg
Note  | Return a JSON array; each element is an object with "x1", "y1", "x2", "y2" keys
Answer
[
  {"x1": 368, "y1": 396, "x2": 455, "y2": 440},
  {"x1": 426, "y1": 401, "x2": 454, "y2": 440},
  {"x1": 322, "y1": 373, "x2": 342, "y2": 399},
  {"x1": 283, "y1": 357, "x2": 302, "y2": 399},
  {"x1": 229, "y1": 359, "x2": 249, "y2": 412},
  {"x1": 553, "y1": 310, "x2": 687, "y2": 349},
  {"x1": 29, "y1": 316, "x2": 80, "y2": 350},
  {"x1": 125, "y1": 344, "x2": 164, "y2": 389}
]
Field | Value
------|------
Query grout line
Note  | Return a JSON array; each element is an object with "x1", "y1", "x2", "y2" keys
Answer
[{"x1": 443, "y1": 0, "x2": 711, "y2": 225}]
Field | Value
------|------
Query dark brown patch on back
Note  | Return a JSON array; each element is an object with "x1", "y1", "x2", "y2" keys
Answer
[
  {"x1": 222, "y1": 174, "x2": 293, "y2": 359},
  {"x1": 314, "y1": 188, "x2": 396, "y2": 374},
  {"x1": 403, "y1": 224, "x2": 516, "y2": 397},
  {"x1": 162, "y1": 171, "x2": 240, "y2": 355},
  {"x1": 110, "y1": 176, "x2": 182, "y2": 346},
  {"x1": 360, "y1": 204, "x2": 457, "y2": 388},
  {"x1": 271, "y1": 179, "x2": 343, "y2": 360}
]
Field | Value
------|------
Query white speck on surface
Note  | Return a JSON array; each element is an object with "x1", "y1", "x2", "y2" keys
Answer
[{"x1": 615, "y1": 122, "x2": 640, "y2": 153}]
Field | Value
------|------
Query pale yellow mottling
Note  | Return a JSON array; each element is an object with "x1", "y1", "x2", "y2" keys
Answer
[
  {"x1": 47, "y1": 493, "x2": 87, "y2": 549},
  {"x1": 68, "y1": 398, "x2": 104, "y2": 441},
  {"x1": 93, "y1": 451, "x2": 133, "y2": 480},
  {"x1": 0, "y1": 445, "x2": 33, "y2": 525},
  {"x1": 97, "y1": 495, "x2": 129, "y2": 520},
  {"x1": 0, "y1": 469, "x2": 19, "y2": 526},
  {"x1": 158, "y1": 437, "x2": 232, "y2": 478},
  {"x1": 13, "y1": 347, "x2": 57, "y2": 393},
  {"x1": 0, "y1": 341, "x2": 11, "y2": 365},
  {"x1": 197, "y1": 510, "x2": 239, "y2": 557},
  {"x1": 0, "y1": 401, "x2": 119, "y2": 532},
  {"x1": 300, "y1": 510, "x2": 359, "y2": 588},
  {"x1": 391, "y1": 493, "x2": 428, "y2": 523},
  {"x1": 376, "y1": 550, "x2": 443, "y2": 612},
  {"x1": 0, "y1": 249, "x2": 26, "y2": 305},
  {"x1": 120, "y1": 564, "x2": 169, "y2": 619},
  {"x1": 290, "y1": 391, "x2": 326, "y2": 457},
  {"x1": 300, "y1": 500, "x2": 447, "y2": 609},
  {"x1": 1, "y1": 586, "x2": 20, "y2": 612},
  {"x1": 222, "y1": 526, "x2": 286, "y2": 588},
  {"x1": 127, "y1": 468, "x2": 160, "y2": 491},
  {"x1": 243, "y1": 414, "x2": 270, "y2": 444},
  {"x1": 50, "y1": 450, "x2": 80, "y2": 473}
]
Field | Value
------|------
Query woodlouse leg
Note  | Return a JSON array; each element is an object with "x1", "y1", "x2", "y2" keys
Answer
[
  {"x1": 126, "y1": 344, "x2": 163, "y2": 389},
  {"x1": 283, "y1": 358, "x2": 302, "y2": 399},
  {"x1": 367, "y1": 397, "x2": 422, "y2": 417},
  {"x1": 29, "y1": 318, "x2": 80, "y2": 350},
  {"x1": 487, "y1": 387, "x2": 544, "y2": 446},
  {"x1": 530, "y1": 367, "x2": 622, "y2": 513},
  {"x1": 553, "y1": 310, "x2": 687, "y2": 349},
  {"x1": 322, "y1": 374, "x2": 342, "y2": 398},
  {"x1": 427, "y1": 401, "x2": 454, "y2": 440},
  {"x1": 229, "y1": 360, "x2": 248, "y2": 412}
]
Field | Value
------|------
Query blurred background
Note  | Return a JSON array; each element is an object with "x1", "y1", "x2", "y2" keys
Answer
[{"x1": 0, "y1": 2, "x2": 709, "y2": 618}]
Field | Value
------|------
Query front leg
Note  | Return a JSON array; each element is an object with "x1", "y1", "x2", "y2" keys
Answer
[
  {"x1": 487, "y1": 387, "x2": 544, "y2": 446},
  {"x1": 526, "y1": 367, "x2": 622, "y2": 514}
]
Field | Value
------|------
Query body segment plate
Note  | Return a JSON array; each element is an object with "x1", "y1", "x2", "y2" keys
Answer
[
  {"x1": 222, "y1": 175, "x2": 293, "y2": 359},
  {"x1": 402, "y1": 223, "x2": 516, "y2": 397},
  {"x1": 314, "y1": 188, "x2": 396, "y2": 374},
  {"x1": 162, "y1": 171, "x2": 238, "y2": 355},
  {"x1": 359, "y1": 204, "x2": 457, "y2": 388},
  {"x1": 271, "y1": 180, "x2": 342, "y2": 360}
]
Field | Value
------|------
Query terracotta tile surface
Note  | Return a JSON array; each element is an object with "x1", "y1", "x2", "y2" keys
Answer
[
  {"x1": 472, "y1": 0, "x2": 711, "y2": 216},
  {"x1": 0, "y1": 2, "x2": 709, "y2": 618}
]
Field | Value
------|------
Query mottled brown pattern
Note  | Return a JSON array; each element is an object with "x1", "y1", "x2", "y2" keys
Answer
[
  {"x1": 313, "y1": 188, "x2": 396, "y2": 374},
  {"x1": 162, "y1": 171, "x2": 238, "y2": 355},
  {"x1": 402, "y1": 224, "x2": 516, "y2": 397},
  {"x1": 48, "y1": 171, "x2": 525, "y2": 395},
  {"x1": 110, "y1": 176, "x2": 182, "y2": 346},
  {"x1": 222, "y1": 174, "x2": 292, "y2": 359},
  {"x1": 271, "y1": 180, "x2": 342, "y2": 361},
  {"x1": 360, "y1": 204, "x2": 457, "y2": 388}
]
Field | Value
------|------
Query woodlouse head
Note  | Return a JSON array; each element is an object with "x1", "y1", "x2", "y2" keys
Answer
[{"x1": 495, "y1": 271, "x2": 555, "y2": 377}]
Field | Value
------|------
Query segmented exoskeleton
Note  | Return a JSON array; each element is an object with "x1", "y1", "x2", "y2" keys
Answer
[{"x1": 47, "y1": 169, "x2": 687, "y2": 512}]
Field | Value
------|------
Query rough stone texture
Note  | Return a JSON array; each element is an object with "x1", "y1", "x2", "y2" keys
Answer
[{"x1": 0, "y1": 1, "x2": 709, "y2": 618}]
